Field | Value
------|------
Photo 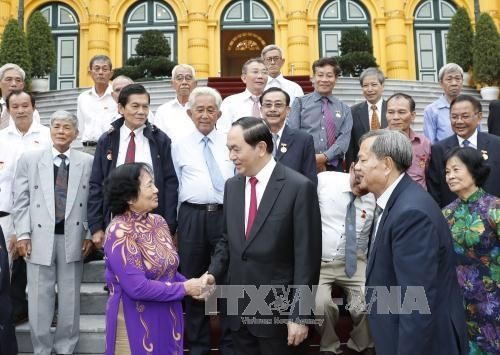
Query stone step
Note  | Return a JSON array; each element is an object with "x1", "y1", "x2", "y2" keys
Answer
[
  {"x1": 83, "y1": 260, "x2": 105, "y2": 283},
  {"x1": 81, "y1": 283, "x2": 107, "y2": 315}
]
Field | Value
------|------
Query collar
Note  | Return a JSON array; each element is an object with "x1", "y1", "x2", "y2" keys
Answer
[
  {"x1": 172, "y1": 97, "x2": 190, "y2": 109},
  {"x1": 376, "y1": 173, "x2": 405, "y2": 210},
  {"x1": 51, "y1": 146, "x2": 71, "y2": 161},
  {"x1": 244, "y1": 88, "x2": 261, "y2": 99},
  {"x1": 267, "y1": 73, "x2": 284, "y2": 83},
  {"x1": 246, "y1": 157, "x2": 276, "y2": 185},
  {"x1": 459, "y1": 188, "x2": 484, "y2": 203},
  {"x1": 121, "y1": 123, "x2": 146, "y2": 137},
  {"x1": 457, "y1": 130, "x2": 478, "y2": 147},
  {"x1": 7, "y1": 120, "x2": 40, "y2": 136},
  {"x1": 195, "y1": 128, "x2": 218, "y2": 143},
  {"x1": 312, "y1": 91, "x2": 335, "y2": 102},
  {"x1": 408, "y1": 128, "x2": 421, "y2": 143},
  {"x1": 90, "y1": 84, "x2": 113, "y2": 98},
  {"x1": 368, "y1": 98, "x2": 383, "y2": 111},
  {"x1": 436, "y1": 95, "x2": 451, "y2": 109}
]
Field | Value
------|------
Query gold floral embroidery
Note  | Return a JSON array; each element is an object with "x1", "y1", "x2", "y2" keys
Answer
[
  {"x1": 137, "y1": 302, "x2": 153, "y2": 353},
  {"x1": 170, "y1": 306, "x2": 182, "y2": 341}
]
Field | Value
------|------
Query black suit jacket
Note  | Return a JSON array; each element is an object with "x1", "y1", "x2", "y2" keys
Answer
[
  {"x1": 209, "y1": 162, "x2": 322, "y2": 338},
  {"x1": 345, "y1": 100, "x2": 387, "y2": 167},
  {"x1": 487, "y1": 100, "x2": 500, "y2": 136},
  {"x1": 275, "y1": 125, "x2": 317, "y2": 185},
  {"x1": 366, "y1": 174, "x2": 467, "y2": 355},
  {"x1": 0, "y1": 227, "x2": 17, "y2": 355},
  {"x1": 427, "y1": 132, "x2": 500, "y2": 207}
]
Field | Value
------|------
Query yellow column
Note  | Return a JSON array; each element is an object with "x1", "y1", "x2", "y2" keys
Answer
[
  {"x1": 87, "y1": 0, "x2": 110, "y2": 60},
  {"x1": 383, "y1": 0, "x2": 409, "y2": 79},
  {"x1": 480, "y1": 0, "x2": 500, "y2": 29},
  {"x1": 286, "y1": 1, "x2": 310, "y2": 75},
  {"x1": 186, "y1": 1, "x2": 209, "y2": 78},
  {"x1": 0, "y1": 0, "x2": 12, "y2": 34}
]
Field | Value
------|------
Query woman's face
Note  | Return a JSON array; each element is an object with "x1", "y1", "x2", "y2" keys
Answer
[
  {"x1": 129, "y1": 170, "x2": 158, "y2": 213},
  {"x1": 445, "y1": 156, "x2": 477, "y2": 199}
]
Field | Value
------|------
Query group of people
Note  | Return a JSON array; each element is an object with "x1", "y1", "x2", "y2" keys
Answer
[{"x1": 0, "y1": 42, "x2": 498, "y2": 355}]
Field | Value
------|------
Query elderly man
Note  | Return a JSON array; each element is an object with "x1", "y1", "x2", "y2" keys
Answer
[
  {"x1": 153, "y1": 64, "x2": 197, "y2": 142},
  {"x1": 13, "y1": 110, "x2": 94, "y2": 355},
  {"x1": 0, "y1": 63, "x2": 41, "y2": 129},
  {"x1": 172, "y1": 87, "x2": 234, "y2": 355},
  {"x1": 345, "y1": 67, "x2": 388, "y2": 168},
  {"x1": 218, "y1": 58, "x2": 268, "y2": 134},
  {"x1": 261, "y1": 45, "x2": 303, "y2": 105},
  {"x1": 288, "y1": 57, "x2": 353, "y2": 173},
  {"x1": 355, "y1": 130, "x2": 467, "y2": 355},
  {"x1": 77, "y1": 55, "x2": 116, "y2": 150},
  {"x1": 259, "y1": 87, "x2": 316, "y2": 185}
]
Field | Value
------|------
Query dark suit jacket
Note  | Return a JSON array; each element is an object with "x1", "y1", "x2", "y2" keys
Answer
[
  {"x1": 275, "y1": 125, "x2": 317, "y2": 185},
  {"x1": 0, "y1": 227, "x2": 17, "y2": 355},
  {"x1": 208, "y1": 162, "x2": 322, "y2": 338},
  {"x1": 366, "y1": 174, "x2": 467, "y2": 355},
  {"x1": 345, "y1": 100, "x2": 387, "y2": 168},
  {"x1": 487, "y1": 100, "x2": 500, "y2": 136},
  {"x1": 427, "y1": 132, "x2": 500, "y2": 207},
  {"x1": 88, "y1": 117, "x2": 179, "y2": 233}
]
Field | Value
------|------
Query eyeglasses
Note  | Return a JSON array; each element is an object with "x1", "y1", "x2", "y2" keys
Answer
[
  {"x1": 261, "y1": 102, "x2": 286, "y2": 110},
  {"x1": 264, "y1": 56, "x2": 282, "y2": 64},
  {"x1": 450, "y1": 112, "x2": 479, "y2": 121},
  {"x1": 174, "y1": 74, "x2": 194, "y2": 82}
]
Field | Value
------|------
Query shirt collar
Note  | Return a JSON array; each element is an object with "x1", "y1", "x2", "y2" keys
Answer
[
  {"x1": 437, "y1": 95, "x2": 450, "y2": 109},
  {"x1": 368, "y1": 98, "x2": 383, "y2": 111},
  {"x1": 313, "y1": 91, "x2": 334, "y2": 102},
  {"x1": 457, "y1": 129, "x2": 478, "y2": 147},
  {"x1": 121, "y1": 123, "x2": 146, "y2": 137},
  {"x1": 408, "y1": 128, "x2": 420, "y2": 142},
  {"x1": 172, "y1": 97, "x2": 190, "y2": 109},
  {"x1": 90, "y1": 84, "x2": 113, "y2": 98},
  {"x1": 246, "y1": 157, "x2": 276, "y2": 185},
  {"x1": 194, "y1": 128, "x2": 218, "y2": 143},
  {"x1": 7, "y1": 120, "x2": 40, "y2": 136},
  {"x1": 267, "y1": 73, "x2": 284, "y2": 84},
  {"x1": 376, "y1": 173, "x2": 405, "y2": 210},
  {"x1": 51, "y1": 146, "x2": 71, "y2": 161}
]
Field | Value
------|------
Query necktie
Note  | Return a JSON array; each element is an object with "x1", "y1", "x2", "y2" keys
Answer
[
  {"x1": 246, "y1": 177, "x2": 258, "y2": 239},
  {"x1": 0, "y1": 103, "x2": 9, "y2": 130},
  {"x1": 251, "y1": 95, "x2": 261, "y2": 118},
  {"x1": 202, "y1": 137, "x2": 225, "y2": 192},
  {"x1": 125, "y1": 131, "x2": 136, "y2": 163},
  {"x1": 344, "y1": 193, "x2": 357, "y2": 278},
  {"x1": 321, "y1": 97, "x2": 336, "y2": 147},
  {"x1": 55, "y1": 154, "x2": 68, "y2": 224},
  {"x1": 370, "y1": 104, "x2": 381, "y2": 130},
  {"x1": 462, "y1": 139, "x2": 471, "y2": 147},
  {"x1": 272, "y1": 133, "x2": 278, "y2": 157},
  {"x1": 368, "y1": 205, "x2": 384, "y2": 257}
]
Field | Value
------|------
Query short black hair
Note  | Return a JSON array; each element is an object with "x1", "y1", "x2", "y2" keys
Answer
[
  {"x1": 5, "y1": 90, "x2": 35, "y2": 109},
  {"x1": 104, "y1": 163, "x2": 153, "y2": 215},
  {"x1": 386, "y1": 92, "x2": 416, "y2": 112},
  {"x1": 312, "y1": 57, "x2": 341, "y2": 77},
  {"x1": 118, "y1": 83, "x2": 150, "y2": 107},
  {"x1": 232, "y1": 116, "x2": 273, "y2": 154},
  {"x1": 444, "y1": 147, "x2": 490, "y2": 187},
  {"x1": 450, "y1": 94, "x2": 482, "y2": 113},
  {"x1": 260, "y1": 87, "x2": 290, "y2": 106}
]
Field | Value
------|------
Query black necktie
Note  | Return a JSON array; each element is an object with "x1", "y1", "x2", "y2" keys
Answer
[{"x1": 55, "y1": 154, "x2": 68, "y2": 223}]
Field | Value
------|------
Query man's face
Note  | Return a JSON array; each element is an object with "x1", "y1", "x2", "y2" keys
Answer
[
  {"x1": 361, "y1": 75, "x2": 384, "y2": 104},
  {"x1": 262, "y1": 49, "x2": 284, "y2": 78},
  {"x1": 187, "y1": 94, "x2": 221, "y2": 136},
  {"x1": 440, "y1": 71, "x2": 463, "y2": 99},
  {"x1": 89, "y1": 60, "x2": 113, "y2": 86},
  {"x1": 312, "y1": 65, "x2": 337, "y2": 96},
  {"x1": 227, "y1": 125, "x2": 265, "y2": 177},
  {"x1": 241, "y1": 62, "x2": 268, "y2": 95},
  {"x1": 386, "y1": 97, "x2": 415, "y2": 134},
  {"x1": 355, "y1": 137, "x2": 388, "y2": 198},
  {"x1": 450, "y1": 100, "x2": 481, "y2": 139},
  {"x1": 260, "y1": 91, "x2": 290, "y2": 131},
  {"x1": 1, "y1": 69, "x2": 24, "y2": 98},
  {"x1": 119, "y1": 93, "x2": 150, "y2": 130},
  {"x1": 8, "y1": 92, "x2": 34, "y2": 128},
  {"x1": 111, "y1": 79, "x2": 132, "y2": 102},
  {"x1": 172, "y1": 67, "x2": 196, "y2": 98},
  {"x1": 51, "y1": 119, "x2": 78, "y2": 152},
  {"x1": 349, "y1": 163, "x2": 369, "y2": 196}
]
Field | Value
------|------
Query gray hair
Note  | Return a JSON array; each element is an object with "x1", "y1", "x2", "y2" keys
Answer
[
  {"x1": 359, "y1": 67, "x2": 385, "y2": 85},
  {"x1": 50, "y1": 110, "x2": 78, "y2": 130},
  {"x1": 242, "y1": 58, "x2": 265, "y2": 74},
  {"x1": 112, "y1": 75, "x2": 133, "y2": 86},
  {"x1": 172, "y1": 64, "x2": 196, "y2": 78},
  {"x1": 261, "y1": 44, "x2": 283, "y2": 58},
  {"x1": 360, "y1": 130, "x2": 412, "y2": 173},
  {"x1": 89, "y1": 55, "x2": 112, "y2": 70},
  {"x1": 0, "y1": 63, "x2": 26, "y2": 81},
  {"x1": 438, "y1": 63, "x2": 463, "y2": 82},
  {"x1": 188, "y1": 87, "x2": 222, "y2": 109}
]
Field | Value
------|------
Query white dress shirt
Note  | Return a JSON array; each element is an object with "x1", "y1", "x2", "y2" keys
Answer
[
  {"x1": 172, "y1": 129, "x2": 234, "y2": 204},
  {"x1": 77, "y1": 84, "x2": 116, "y2": 142},
  {"x1": 116, "y1": 124, "x2": 153, "y2": 169},
  {"x1": 318, "y1": 172, "x2": 375, "y2": 261},
  {"x1": 153, "y1": 98, "x2": 194, "y2": 143},
  {"x1": 373, "y1": 173, "x2": 405, "y2": 238},
  {"x1": 366, "y1": 99, "x2": 383, "y2": 128},
  {"x1": 218, "y1": 89, "x2": 262, "y2": 135},
  {"x1": 244, "y1": 157, "x2": 276, "y2": 232},
  {"x1": 457, "y1": 130, "x2": 478, "y2": 148},
  {"x1": 265, "y1": 74, "x2": 304, "y2": 106}
]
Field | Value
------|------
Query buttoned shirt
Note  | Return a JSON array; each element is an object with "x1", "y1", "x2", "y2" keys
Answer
[
  {"x1": 218, "y1": 89, "x2": 262, "y2": 135},
  {"x1": 172, "y1": 129, "x2": 234, "y2": 204},
  {"x1": 288, "y1": 91, "x2": 353, "y2": 162},
  {"x1": 116, "y1": 124, "x2": 153, "y2": 169},
  {"x1": 77, "y1": 84, "x2": 116, "y2": 142},
  {"x1": 457, "y1": 130, "x2": 478, "y2": 148},
  {"x1": 318, "y1": 172, "x2": 375, "y2": 261},
  {"x1": 153, "y1": 98, "x2": 194, "y2": 143},
  {"x1": 366, "y1": 99, "x2": 383, "y2": 128},
  {"x1": 407, "y1": 129, "x2": 431, "y2": 190},
  {"x1": 0, "y1": 97, "x2": 42, "y2": 130},
  {"x1": 423, "y1": 95, "x2": 453, "y2": 144},
  {"x1": 265, "y1": 74, "x2": 304, "y2": 106}
]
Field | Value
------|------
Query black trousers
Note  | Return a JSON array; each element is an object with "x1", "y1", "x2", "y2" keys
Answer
[
  {"x1": 178, "y1": 203, "x2": 233, "y2": 355},
  {"x1": 9, "y1": 258, "x2": 28, "y2": 322}
]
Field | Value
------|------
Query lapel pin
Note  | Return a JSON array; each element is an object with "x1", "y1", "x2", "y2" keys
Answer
[
  {"x1": 481, "y1": 150, "x2": 488, "y2": 160},
  {"x1": 280, "y1": 143, "x2": 287, "y2": 153},
  {"x1": 335, "y1": 110, "x2": 341, "y2": 118},
  {"x1": 106, "y1": 149, "x2": 113, "y2": 161}
]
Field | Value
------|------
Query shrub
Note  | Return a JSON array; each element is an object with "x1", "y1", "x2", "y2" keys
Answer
[
  {"x1": 135, "y1": 30, "x2": 171, "y2": 58},
  {"x1": 338, "y1": 52, "x2": 378, "y2": 77},
  {"x1": 27, "y1": 11, "x2": 56, "y2": 78},
  {"x1": 0, "y1": 19, "x2": 32, "y2": 78},
  {"x1": 339, "y1": 27, "x2": 373, "y2": 54},
  {"x1": 139, "y1": 57, "x2": 175, "y2": 78},
  {"x1": 472, "y1": 12, "x2": 500, "y2": 86},
  {"x1": 338, "y1": 27, "x2": 377, "y2": 77},
  {"x1": 447, "y1": 7, "x2": 473, "y2": 72},
  {"x1": 112, "y1": 66, "x2": 143, "y2": 80}
]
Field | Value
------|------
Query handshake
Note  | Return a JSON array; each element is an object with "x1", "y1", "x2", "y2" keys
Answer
[{"x1": 183, "y1": 272, "x2": 216, "y2": 300}]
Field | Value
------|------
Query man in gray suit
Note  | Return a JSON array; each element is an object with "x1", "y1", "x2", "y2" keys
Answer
[{"x1": 13, "y1": 111, "x2": 94, "y2": 355}]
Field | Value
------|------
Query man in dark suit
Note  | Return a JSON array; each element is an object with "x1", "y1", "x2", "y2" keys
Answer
[
  {"x1": 0, "y1": 226, "x2": 17, "y2": 355},
  {"x1": 88, "y1": 84, "x2": 178, "y2": 246},
  {"x1": 345, "y1": 67, "x2": 388, "y2": 168},
  {"x1": 355, "y1": 129, "x2": 467, "y2": 355},
  {"x1": 259, "y1": 87, "x2": 317, "y2": 185},
  {"x1": 204, "y1": 117, "x2": 322, "y2": 355},
  {"x1": 428, "y1": 94, "x2": 500, "y2": 207},
  {"x1": 487, "y1": 99, "x2": 500, "y2": 136}
]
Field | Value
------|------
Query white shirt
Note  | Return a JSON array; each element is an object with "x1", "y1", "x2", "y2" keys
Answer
[
  {"x1": 116, "y1": 124, "x2": 153, "y2": 169},
  {"x1": 457, "y1": 130, "x2": 478, "y2": 148},
  {"x1": 244, "y1": 157, "x2": 276, "y2": 232},
  {"x1": 153, "y1": 98, "x2": 194, "y2": 143},
  {"x1": 52, "y1": 146, "x2": 71, "y2": 167},
  {"x1": 218, "y1": 89, "x2": 262, "y2": 135},
  {"x1": 318, "y1": 172, "x2": 375, "y2": 261},
  {"x1": 77, "y1": 84, "x2": 116, "y2": 142},
  {"x1": 172, "y1": 129, "x2": 234, "y2": 204},
  {"x1": 0, "y1": 97, "x2": 42, "y2": 129},
  {"x1": 374, "y1": 173, "x2": 405, "y2": 237},
  {"x1": 265, "y1": 74, "x2": 304, "y2": 106},
  {"x1": 366, "y1": 99, "x2": 383, "y2": 128}
]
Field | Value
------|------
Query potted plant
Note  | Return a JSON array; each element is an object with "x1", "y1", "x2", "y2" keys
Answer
[
  {"x1": 0, "y1": 19, "x2": 32, "y2": 79},
  {"x1": 26, "y1": 11, "x2": 56, "y2": 92},
  {"x1": 472, "y1": 12, "x2": 500, "y2": 100},
  {"x1": 446, "y1": 7, "x2": 473, "y2": 85}
]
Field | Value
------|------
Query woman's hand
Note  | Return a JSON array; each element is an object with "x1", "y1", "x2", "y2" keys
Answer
[{"x1": 183, "y1": 278, "x2": 205, "y2": 297}]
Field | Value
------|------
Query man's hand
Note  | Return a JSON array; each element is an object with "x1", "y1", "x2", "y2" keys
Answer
[
  {"x1": 17, "y1": 239, "x2": 31, "y2": 258},
  {"x1": 287, "y1": 322, "x2": 308, "y2": 346},
  {"x1": 315, "y1": 153, "x2": 328, "y2": 173},
  {"x1": 82, "y1": 240, "x2": 94, "y2": 258},
  {"x1": 8, "y1": 234, "x2": 19, "y2": 260},
  {"x1": 193, "y1": 272, "x2": 216, "y2": 300},
  {"x1": 92, "y1": 230, "x2": 105, "y2": 248}
]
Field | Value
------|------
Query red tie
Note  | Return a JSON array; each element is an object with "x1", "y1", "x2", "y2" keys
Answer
[
  {"x1": 125, "y1": 131, "x2": 135, "y2": 163},
  {"x1": 246, "y1": 177, "x2": 258, "y2": 239}
]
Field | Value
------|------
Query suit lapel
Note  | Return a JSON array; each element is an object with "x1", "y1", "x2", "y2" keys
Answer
[
  {"x1": 38, "y1": 149, "x2": 55, "y2": 221},
  {"x1": 381, "y1": 100, "x2": 388, "y2": 128},
  {"x1": 275, "y1": 126, "x2": 294, "y2": 161},
  {"x1": 477, "y1": 132, "x2": 489, "y2": 151},
  {"x1": 234, "y1": 175, "x2": 246, "y2": 247},
  {"x1": 65, "y1": 150, "x2": 82, "y2": 217},
  {"x1": 360, "y1": 102, "x2": 370, "y2": 132}
]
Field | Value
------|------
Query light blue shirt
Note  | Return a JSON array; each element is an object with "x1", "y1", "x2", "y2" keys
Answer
[{"x1": 423, "y1": 95, "x2": 453, "y2": 144}]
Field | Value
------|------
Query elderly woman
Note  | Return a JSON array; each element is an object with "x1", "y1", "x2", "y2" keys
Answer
[
  {"x1": 103, "y1": 163, "x2": 204, "y2": 355},
  {"x1": 442, "y1": 147, "x2": 499, "y2": 355}
]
